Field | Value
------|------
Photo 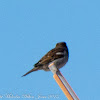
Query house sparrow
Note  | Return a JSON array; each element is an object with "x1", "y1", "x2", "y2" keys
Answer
[{"x1": 22, "y1": 42, "x2": 69, "y2": 76}]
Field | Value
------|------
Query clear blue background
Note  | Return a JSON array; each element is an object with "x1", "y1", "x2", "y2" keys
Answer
[{"x1": 0, "y1": 0, "x2": 100, "y2": 100}]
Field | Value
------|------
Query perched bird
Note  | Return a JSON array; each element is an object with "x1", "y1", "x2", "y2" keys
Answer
[{"x1": 22, "y1": 42, "x2": 69, "y2": 76}]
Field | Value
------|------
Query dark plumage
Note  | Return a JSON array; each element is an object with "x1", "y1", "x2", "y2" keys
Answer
[{"x1": 22, "y1": 42, "x2": 69, "y2": 76}]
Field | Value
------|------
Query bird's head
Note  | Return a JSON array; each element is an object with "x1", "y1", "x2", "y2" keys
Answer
[{"x1": 56, "y1": 42, "x2": 67, "y2": 48}]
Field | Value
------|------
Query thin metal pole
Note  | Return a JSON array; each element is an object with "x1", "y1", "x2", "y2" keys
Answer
[{"x1": 48, "y1": 63, "x2": 79, "y2": 100}]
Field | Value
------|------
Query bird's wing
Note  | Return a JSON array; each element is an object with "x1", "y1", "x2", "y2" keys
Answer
[{"x1": 34, "y1": 47, "x2": 66, "y2": 67}]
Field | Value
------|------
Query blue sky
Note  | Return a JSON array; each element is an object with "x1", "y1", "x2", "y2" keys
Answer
[{"x1": 0, "y1": 0, "x2": 100, "y2": 100}]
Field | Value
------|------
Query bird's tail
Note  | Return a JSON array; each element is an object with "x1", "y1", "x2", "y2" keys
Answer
[{"x1": 22, "y1": 67, "x2": 39, "y2": 77}]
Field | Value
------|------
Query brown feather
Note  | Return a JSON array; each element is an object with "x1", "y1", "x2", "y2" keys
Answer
[
  {"x1": 22, "y1": 67, "x2": 40, "y2": 77},
  {"x1": 34, "y1": 47, "x2": 67, "y2": 67}
]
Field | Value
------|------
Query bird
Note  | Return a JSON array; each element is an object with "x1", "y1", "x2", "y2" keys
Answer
[{"x1": 22, "y1": 42, "x2": 69, "y2": 76}]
